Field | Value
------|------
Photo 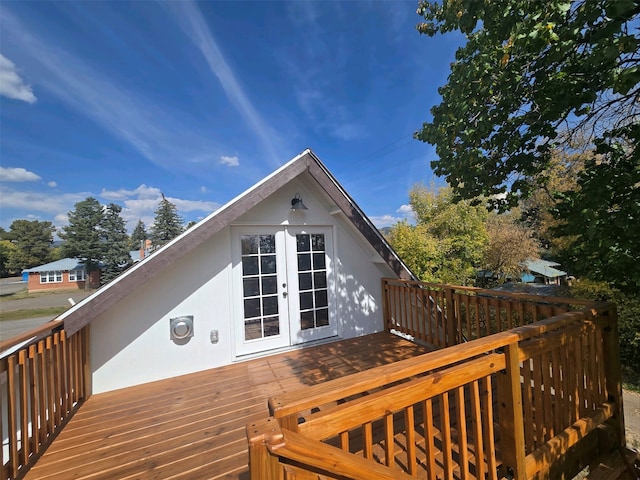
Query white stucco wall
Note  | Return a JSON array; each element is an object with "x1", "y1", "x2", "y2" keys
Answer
[{"x1": 89, "y1": 173, "x2": 396, "y2": 394}]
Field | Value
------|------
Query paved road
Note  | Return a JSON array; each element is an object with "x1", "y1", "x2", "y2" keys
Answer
[
  {"x1": 0, "y1": 316, "x2": 57, "y2": 341},
  {"x1": 0, "y1": 278, "x2": 94, "y2": 340}
]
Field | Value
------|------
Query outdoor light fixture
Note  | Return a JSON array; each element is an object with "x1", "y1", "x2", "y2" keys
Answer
[{"x1": 290, "y1": 193, "x2": 308, "y2": 211}]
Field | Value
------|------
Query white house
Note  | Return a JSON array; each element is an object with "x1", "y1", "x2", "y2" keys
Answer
[{"x1": 57, "y1": 149, "x2": 414, "y2": 394}]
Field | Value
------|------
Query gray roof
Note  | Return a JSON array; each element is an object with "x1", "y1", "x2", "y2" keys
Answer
[
  {"x1": 525, "y1": 259, "x2": 567, "y2": 278},
  {"x1": 23, "y1": 258, "x2": 85, "y2": 273}
]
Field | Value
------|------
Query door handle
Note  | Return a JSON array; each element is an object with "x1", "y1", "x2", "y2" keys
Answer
[{"x1": 283, "y1": 291, "x2": 288, "y2": 298}]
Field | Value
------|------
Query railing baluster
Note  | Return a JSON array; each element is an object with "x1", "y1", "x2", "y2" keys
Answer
[
  {"x1": 18, "y1": 350, "x2": 29, "y2": 468},
  {"x1": 384, "y1": 412, "x2": 394, "y2": 467},
  {"x1": 470, "y1": 380, "x2": 485, "y2": 480},
  {"x1": 404, "y1": 405, "x2": 417, "y2": 476},
  {"x1": 7, "y1": 354, "x2": 18, "y2": 479},
  {"x1": 455, "y1": 386, "x2": 469, "y2": 480},
  {"x1": 423, "y1": 398, "x2": 437, "y2": 480},
  {"x1": 439, "y1": 391, "x2": 453, "y2": 480}
]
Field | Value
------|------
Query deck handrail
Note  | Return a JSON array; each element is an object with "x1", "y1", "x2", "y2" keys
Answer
[
  {"x1": 0, "y1": 324, "x2": 90, "y2": 480},
  {"x1": 252, "y1": 285, "x2": 622, "y2": 480}
]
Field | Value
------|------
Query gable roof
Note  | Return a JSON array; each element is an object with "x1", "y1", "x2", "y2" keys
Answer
[
  {"x1": 59, "y1": 149, "x2": 415, "y2": 336},
  {"x1": 23, "y1": 258, "x2": 86, "y2": 273}
]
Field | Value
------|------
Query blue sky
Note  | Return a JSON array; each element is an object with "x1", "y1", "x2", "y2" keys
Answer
[{"x1": 0, "y1": 1, "x2": 461, "y2": 235}]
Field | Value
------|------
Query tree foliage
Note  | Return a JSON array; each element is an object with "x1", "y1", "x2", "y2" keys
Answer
[
  {"x1": 100, "y1": 203, "x2": 133, "y2": 284},
  {"x1": 415, "y1": 0, "x2": 640, "y2": 291},
  {"x1": 388, "y1": 185, "x2": 540, "y2": 285},
  {"x1": 5, "y1": 220, "x2": 56, "y2": 272},
  {"x1": 0, "y1": 240, "x2": 18, "y2": 277},
  {"x1": 130, "y1": 219, "x2": 148, "y2": 250},
  {"x1": 60, "y1": 197, "x2": 105, "y2": 272},
  {"x1": 149, "y1": 196, "x2": 183, "y2": 249},
  {"x1": 483, "y1": 212, "x2": 539, "y2": 282},
  {"x1": 388, "y1": 185, "x2": 489, "y2": 285}
]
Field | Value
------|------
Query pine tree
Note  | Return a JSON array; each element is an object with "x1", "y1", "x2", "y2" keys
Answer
[
  {"x1": 149, "y1": 195, "x2": 183, "y2": 249},
  {"x1": 100, "y1": 203, "x2": 132, "y2": 284},
  {"x1": 130, "y1": 220, "x2": 148, "y2": 250},
  {"x1": 5, "y1": 220, "x2": 56, "y2": 271},
  {"x1": 60, "y1": 197, "x2": 104, "y2": 275}
]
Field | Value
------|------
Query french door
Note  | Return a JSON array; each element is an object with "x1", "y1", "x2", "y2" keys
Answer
[{"x1": 233, "y1": 226, "x2": 336, "y2": 356}]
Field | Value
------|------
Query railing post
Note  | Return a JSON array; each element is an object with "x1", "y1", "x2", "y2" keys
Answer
[
  {"x1": 81, "y1": 325, "x2": 92, "y2": 400},
  {"x1": 444, "y1": 286, "x2": 456, "y2": 346},
  {"x1": 246, "y1": 417, "x2": 284, "y2": 480},
  {"x1": 381, "y1": 278, "x2": 391, "y2": 333},
  {"x1": 497, "y1": 342, "x2": 527, "y2": 480},
  {"x1": 600, "y1": 305, "x2": 625, "y2": 448}
]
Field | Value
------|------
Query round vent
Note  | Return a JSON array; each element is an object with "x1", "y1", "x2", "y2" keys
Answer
[{"x1": 170, "y1": 316, "x2": 194, "y2": 341}]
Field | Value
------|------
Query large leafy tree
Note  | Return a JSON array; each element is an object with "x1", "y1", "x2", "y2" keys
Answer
[
  {"x1": 60, "y1": 197, "x2": 104, "y2": 273},
  {"x1": 100, "y1": 203, "x2": 133, "y2": 284},
  {"x1": 149, "y1": 195, "x2": 183, "y2": 249},
  {"x1": 5, "y1": 220, "x2": 56, "y2": 272},
  {"x1": 415, "y1": 0, "x2": 639, "y2": 290}
]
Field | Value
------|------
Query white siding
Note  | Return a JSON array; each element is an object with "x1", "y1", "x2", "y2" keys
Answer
[{"x1": 89, "y1": 173, "x2": 396, "y2": 393}]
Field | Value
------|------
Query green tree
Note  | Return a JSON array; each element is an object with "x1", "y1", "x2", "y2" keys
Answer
[
  {"x1": 5, "y1": 220, "x2": 56, "y2": 272},
  {"x1": 0, "y1": 240, "x2": 18, "y2": 277},
  {"x1": 388, "y1": 185, "x2": 489, "y2": 284},
  {"x1": 415, "y1": 0, "x2": 639, "y2": 290},
  {"x1": 60, "y1": 197, "x2": 104, "y2": 275},
  {"x1": 149, "y1": 195, "x2": 183, "y2": 249},
  {"x1": 100, "y1": 203, "x2": 133, "y2": 284},
  {"x1": 130, "y1": 219, "x2": 148, "y2": 250},
  {"x1": 386, "y1": 220, "x2": 444, "y2": 282}
]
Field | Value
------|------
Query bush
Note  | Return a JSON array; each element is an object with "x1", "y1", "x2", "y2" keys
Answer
[{"x1": 570, "y1": 280, "x2": 640, "y2": 388}]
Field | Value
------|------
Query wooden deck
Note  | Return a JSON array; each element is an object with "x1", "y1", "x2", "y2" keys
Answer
[{"x1": 23, "y1": 332, "x2": 433, "y2": 480}]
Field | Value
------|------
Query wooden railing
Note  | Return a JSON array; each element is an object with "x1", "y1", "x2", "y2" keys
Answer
[
  {"x1": 382, "y1": 278, "x2": 594, "y2": 347},
  {"x1": 247, "y1": 285, "x2": 623, "y2": 480},
  {"x1": 0, "y1": 322, "x2": 90, "y2": 480}
]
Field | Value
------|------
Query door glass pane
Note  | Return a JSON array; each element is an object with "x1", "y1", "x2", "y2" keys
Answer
[
  {"x1": 242, "y1": 257, "x2": 259, "y2": 276},
  {"x1": 243, "y1": 278, "x2": 260, "y2": 297},
  {"x1": 297, "y1": 253, "x2": 311, "y2": 271},
  {"x1": 261, "y1": 255, "x2": 276, "y2": 274},
  {"x1": 262, "y1": 276, "x2": 277, "y2": 295},
  {"x1": 240, "y1": 234, "x2": 281, "y2": 342},
  {"x1": 296, "y1": 233, "x2": 329, "y2": 331},
  {"x1": 299, "y1": 272, "x2": 312, "y2": 291}
]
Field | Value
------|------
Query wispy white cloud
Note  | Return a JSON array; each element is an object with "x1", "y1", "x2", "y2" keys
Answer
[
  {"x1": 169, "y1": 1, "x2": 281, "y2": 166},
  {"x1": 0, "y1": 166, "x2": 41, "y2": 182},
  {"x1": 0, "y1": 9, "x2": 229, "y2": 176},
  {"x1": 47, "y1": 181, "x2": 57, "y2": 188},
  {"x1": 370, "y1": 214, "x2": 404, "y2": 229},
  {"x1": 397, "y1": 204, "x2": 413, "y2": 215},
  {"x1": 0, "y1": 53, "x2": 36, "y2": 103},
  {"x1": 220, "y1": 155, "x2": 239, "y2": 167}
]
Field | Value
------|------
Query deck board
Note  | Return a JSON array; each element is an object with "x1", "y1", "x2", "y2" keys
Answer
[{"x1": 24, "y1": 332, "x2": 432, "y2": 480}]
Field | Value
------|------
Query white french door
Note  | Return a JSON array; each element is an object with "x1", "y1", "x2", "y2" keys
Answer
[{"x1": 232, "y1": 226, "x2": 336, "y2": 356}]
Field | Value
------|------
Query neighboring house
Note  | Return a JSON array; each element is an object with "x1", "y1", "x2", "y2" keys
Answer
[
  {"x1": 22, "y1": 258, "x2": 101, "y2": 292},
  {"x1": 522, "y1": 258, "x2": 567, "y2": 285},
  {"x1": 57, "y1": 149, "x2": 414, "y2": 394}
]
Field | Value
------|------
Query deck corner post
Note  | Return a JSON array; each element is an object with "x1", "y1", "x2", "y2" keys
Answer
[
  {"x1": 601, "y1": 305, "x2": 625, "y2": 448},
  {"x1": 81, "y1": 325, "x2": 92, "y2": 400},
  {"x1": 497, "y1": 342, "x2": 527, "y2": 480},
  {"x1": 381, "y1": 278, "x2": 391, "y2": 333},
  {"x1": 444, "y1": 286, "x2": 456, "y2": 346},
  {"x1": 246, "y1": 417, "x2": 285, "y2": 480}
]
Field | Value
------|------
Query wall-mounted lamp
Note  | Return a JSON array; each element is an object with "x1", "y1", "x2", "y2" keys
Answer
[{"x1": 290, "y1": 193, "x2": 308, "y2": 211}]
